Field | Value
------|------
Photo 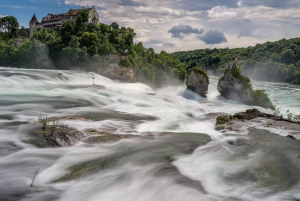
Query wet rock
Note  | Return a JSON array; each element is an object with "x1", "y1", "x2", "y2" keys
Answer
[
  {"x1": 28, "y1": 126, "x2": 87, "y2": 148},
  {"x1": 215, "y1": 109, "x2": 300, "y2": 135},
  {"x1": 216, "y1": 115, "x2": 232, "y2": 126},
  {"x1": 233, "y1": 108, "x2": 273, "y2": 120},
  {"x1": 186, "y1": 70, "x2": 209, "y2": 97},
  {"x1": 102, "y1": 64, "x2": 135, "y2": 82},
  {"x1": 286, "y1": 135, "x2": 296, "y2": 140}
]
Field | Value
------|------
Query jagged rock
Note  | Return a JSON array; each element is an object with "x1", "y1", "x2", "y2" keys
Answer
[
  {"x1": 216, "y1": 109, "x2": 278, "y2": 126},
  {"x1": 217, "y1": 68, "x2": 253, "y2": 103},
  {"x1": 233, "y1": 108, "x2": 274, "y2": 120},
  {"x1": 102, "y1": 64, "x2": 135, "y2": 82},
  {"x1": 186, "y1": 69, "x2": 209, "y2": 97}
]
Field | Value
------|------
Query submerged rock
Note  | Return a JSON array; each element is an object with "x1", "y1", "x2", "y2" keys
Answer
[
  {"x1": 216, "y1": 108, "x2": 293, "y2": 126},
  {"x1": 28, "y1": 126, "x2": 87, "y2": 148},
  {"x1": 186, "y1": 68, "x2": 209, "y2": 97},
  {"x1": 215, "y1": 109, "x2": 300, "y2": 136},
  {"x1": 217, "y1": 67, "x2": 273, "y2": 108}
]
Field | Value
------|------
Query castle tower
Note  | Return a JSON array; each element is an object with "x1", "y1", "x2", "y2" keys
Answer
[{"x1": 29, "y1": 14, "x2": 39, "y2": 37}]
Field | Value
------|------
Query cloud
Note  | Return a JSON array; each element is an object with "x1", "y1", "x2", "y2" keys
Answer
[
  {"x1": 237, "y1": 32, "x2": 244, "y2": 38},
  {"x1": 237, "y1": 0, "x2": 243, "y2": 6},
  {"x1": 207, "y1": 5, "x2": 237, "y2": 18},
  {"x1": 167, "y1": 24, "x2": 204, "y2": 39},
  {"x1": 198, "y1": 29, "x2": 227, "y2": 44},
  {"x1": 61, "y1": 0, "x2": 300, "y2": 52},
  {"x1": 240, "y1": 0, "x2": 300, "y2": 8},
  {"x1": 163, "y1": 42, "x2": 176, "y2": 47},
  {"x1": 117, "y1": 0, "x2": 148, "y2": 7}
]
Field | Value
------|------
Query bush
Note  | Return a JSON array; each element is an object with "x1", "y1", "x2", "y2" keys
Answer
[
  {"x1": 251, "y1": 89, "x2": 273, "y2": 109},
  {"x1": 119, "y1": 58, "x2": 133, "y2": 67}
]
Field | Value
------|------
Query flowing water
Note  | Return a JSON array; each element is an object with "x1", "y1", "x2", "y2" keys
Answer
[{"x1": 0, "y1": 67, "x2": 300, "y2": 201}]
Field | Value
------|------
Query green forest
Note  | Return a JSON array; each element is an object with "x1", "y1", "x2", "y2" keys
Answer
[
  {"x1": 0, "y1": 10, "x2": 186, "y2": 86},
  {"x1": 172, "y1": 38, "x2": 300, "y2": 85}
]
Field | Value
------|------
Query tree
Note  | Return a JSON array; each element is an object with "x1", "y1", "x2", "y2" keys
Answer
[
  {"x1": 281, "y1": 49, "x2": 295, "y2": 64},
  {"x1": 0, "y1": 16, "x2": 19, "y2": 38},
  {"x1": 78, "y1": 9, "x2": 89, "y2": 23},
  {"x1": 18, "y1": 26, "x2": 28, "y2": 38},
  {"x1": 110, "y1": 22, "x2": 119, "y2": 30},
  {"x1": 60, "y1": 21, "x2": 75, "y2": 45}
]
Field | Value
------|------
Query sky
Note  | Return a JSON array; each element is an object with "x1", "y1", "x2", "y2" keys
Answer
[{"x1": 1, "y1": 0, "x2": 300, "y2": 52}]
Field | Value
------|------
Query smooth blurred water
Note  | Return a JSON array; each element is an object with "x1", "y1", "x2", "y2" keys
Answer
[{"x1": 0, "y1": 67, "x2": 300, "y2": 201}]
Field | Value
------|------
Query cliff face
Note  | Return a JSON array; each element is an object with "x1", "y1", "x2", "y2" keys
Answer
[
  {"x1": 186, "y1": 68, "x2": 209, "y2": 97},
  {"x1": 102, "y1": 64, "x2": 135, "y2": 82}
]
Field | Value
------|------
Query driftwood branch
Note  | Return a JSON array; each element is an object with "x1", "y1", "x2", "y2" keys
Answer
[{"x1": 30, "y1": 167, "x2": 39, "y2": 187}]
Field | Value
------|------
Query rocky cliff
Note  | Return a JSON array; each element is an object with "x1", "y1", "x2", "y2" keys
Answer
[
  {"x1": 217, "y1": 67, "x2": 273, "y2": 108},
  {"x1": 186, "y1": 68, "x2": 209, "y2": 97}
]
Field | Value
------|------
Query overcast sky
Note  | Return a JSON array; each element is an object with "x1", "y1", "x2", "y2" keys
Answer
[{"x1": 1, "y1": 0, "x2": 300, "y2": 52}]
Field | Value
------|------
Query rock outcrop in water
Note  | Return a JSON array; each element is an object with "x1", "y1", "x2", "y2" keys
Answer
[
  {"x1": 186, "y1": 67, "x2": 209, "y2": 97},
  {"x1": 30, "y1": 125, "x2": 87, "y2": 148},
  {"x1": 215, "y1": 109, "x2": 300, "y2": 136},
  {"x1": 217, "y1": 66, "x2": 273, "y2": 108},
  {"x1": 102, "y1": 64, "x2": 135, "y2": 82}
]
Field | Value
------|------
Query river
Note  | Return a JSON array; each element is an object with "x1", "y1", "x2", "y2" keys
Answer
[{"x1": 0, "y1": 67, "x2": 300, "y2": 201}]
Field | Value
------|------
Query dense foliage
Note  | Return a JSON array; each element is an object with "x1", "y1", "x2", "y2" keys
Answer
[
  {"x1": 172, "y1": 38, "x2": 300, "y2": 85},
  {"x1": 0, "y1": 13, "x2": 186, "y2": 86},
  {"x1": 0, "y1": 16, "x2": 19, "y2": 38}
]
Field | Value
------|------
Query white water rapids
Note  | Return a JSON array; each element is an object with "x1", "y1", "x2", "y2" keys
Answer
[{"x1": 0, "y1": 67, "x2": 300, "y2": 201}]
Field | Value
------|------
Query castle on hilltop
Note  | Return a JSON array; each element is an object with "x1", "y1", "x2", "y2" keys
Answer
[{"x1": 29, "y1": 6, "x2": 100, "y2": 36}]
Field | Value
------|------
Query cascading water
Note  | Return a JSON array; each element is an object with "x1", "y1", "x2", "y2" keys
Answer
[{"x1": 0, "y1": 67, "x2": 300, "y2": 201}]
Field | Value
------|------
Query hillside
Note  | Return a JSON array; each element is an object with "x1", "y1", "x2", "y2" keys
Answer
[{"x1": 172, "y1": 38, "x2": 300, "y2": 85}]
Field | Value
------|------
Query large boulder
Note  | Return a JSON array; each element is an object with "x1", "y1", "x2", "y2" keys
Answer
[
  {"x1": 102, "y1": 64, "x2": 135, "y2": 82},
  {"x1": 217, "y1": 67, "x2": 273, "y2": 108},
  {"x1": 217, "y1": 68, "x2": 253, "y2": 103},
  {"x1": 186, "y1": 68, "x2": 209, "y2": 97}
]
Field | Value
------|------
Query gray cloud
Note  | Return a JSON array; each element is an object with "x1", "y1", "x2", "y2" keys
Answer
[
  {"x1": 117, "y1": 0, "x2": 148, "y2": 7},
  {"x1": 163, "y1": 42, "x2": 176, "y2": 47},
  {"x1": 198, "y1": 29, "x2": 227, "y2": 44},
  {"x1": 241, "y1": 0, "x2": 300, "y2": 8},
  {"x1": 237, "y1": 32, "x2": 244, "y2": 38},
  {"x1": 167, "y1": 24, "x2": 204, "y2": 39}
]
